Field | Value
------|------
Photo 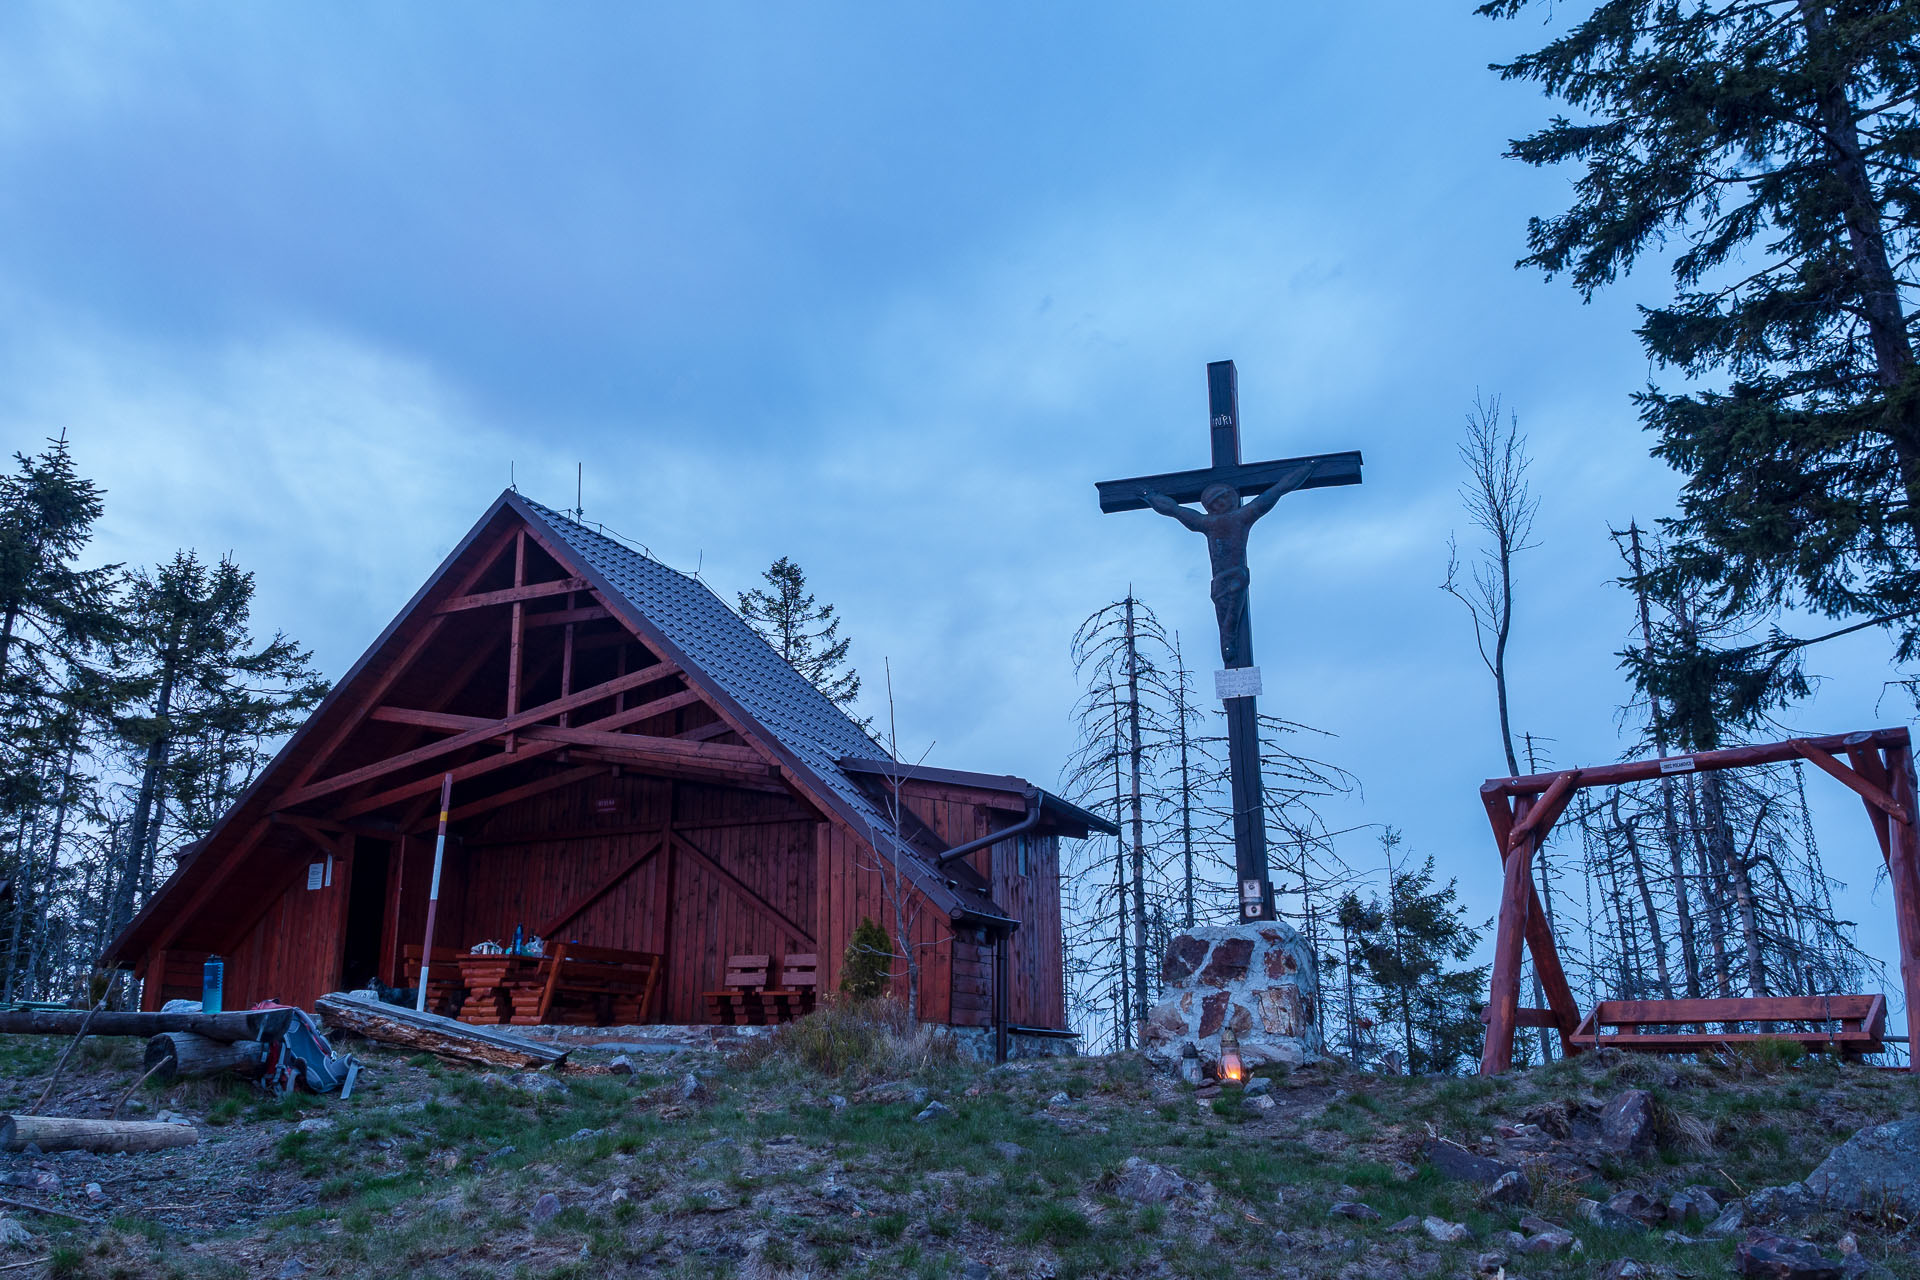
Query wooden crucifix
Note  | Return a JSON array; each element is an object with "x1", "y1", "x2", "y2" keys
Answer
[{"x1": 1096, "y1": 360, "x2": 1363, "y2": 922}]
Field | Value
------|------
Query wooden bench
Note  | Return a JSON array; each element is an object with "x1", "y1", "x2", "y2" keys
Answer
[
  {"x1": 402, "y1": 945, "x2": 466, "y2": 1017},
  {"x1": 1570, "y1": 996, "x2": 1887, "y2": 1056},
  {"x1": 704, "y1": 954, "x2": 771, "y2": 1025},
  {"x1": 533, "y1": 943, "x2": 662, "y2": 1026},
  {"x1": 763, "y1": 953, "x2": 819, "y2": 1021}
]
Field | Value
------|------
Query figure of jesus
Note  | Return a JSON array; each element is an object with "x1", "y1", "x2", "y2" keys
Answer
[{"x1": 1139, "y1": 460, "x2": 1318, "y2": 668}]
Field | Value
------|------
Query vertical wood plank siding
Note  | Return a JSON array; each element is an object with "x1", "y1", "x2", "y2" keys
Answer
[{"x1": 142, "y1": 773, "x2": 1068, "y2": 1031}]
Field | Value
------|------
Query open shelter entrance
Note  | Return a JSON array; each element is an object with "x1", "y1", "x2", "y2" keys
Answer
[{"x1": 1478, "y1": 728, "x2": 1920, "y2": 1075}]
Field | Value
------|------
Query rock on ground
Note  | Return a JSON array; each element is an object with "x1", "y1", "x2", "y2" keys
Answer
[
  {"x1": 1801, "y1": 1115, "x2": 1920, "y2": 1220},
  {"x1": 1736, "y1": 1230, "x2": 1844, "y2": 1280},
  {"x1": 1114, "y1": 1157, "x2": 1194, "y2": 1204},
  {"x1": 1598, "y1": 1088, "x2": 1656, "y2": 1153},
  {"x1": 1422, "y1": 1137, "x2": 1523, "y2": 1187}
]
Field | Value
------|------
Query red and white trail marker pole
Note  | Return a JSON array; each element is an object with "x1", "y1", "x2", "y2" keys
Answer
[{"x1": 415, "y1": 773, "x2": 454, "y2": 1014}]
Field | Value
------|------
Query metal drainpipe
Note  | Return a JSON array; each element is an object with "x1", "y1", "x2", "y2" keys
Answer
[
  {"x1": 934, "y1": 788, "x2": 1043, "y2": 869},
  {"x1": 995, "y1": 929, "x2": 1010, "y2": 1063}
]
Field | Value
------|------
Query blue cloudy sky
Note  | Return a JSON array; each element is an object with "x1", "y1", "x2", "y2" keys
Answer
[{"x1": 0, "y1": 4, "x2": 1907, "y2": 1030}]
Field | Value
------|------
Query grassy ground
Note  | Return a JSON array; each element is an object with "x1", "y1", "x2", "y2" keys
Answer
[{"x1": 0, "y1": 1013, "x2": 1916, "y2": 1279}]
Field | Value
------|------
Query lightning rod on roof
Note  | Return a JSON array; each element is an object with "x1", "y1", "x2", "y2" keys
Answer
[{"x1": 573, "y1": 462, "x2": 584, "y2": 521}]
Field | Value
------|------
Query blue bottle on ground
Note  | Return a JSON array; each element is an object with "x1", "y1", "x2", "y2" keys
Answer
[{"x1": 202, "y1": 955, "x2": 224, "y2": 1014}]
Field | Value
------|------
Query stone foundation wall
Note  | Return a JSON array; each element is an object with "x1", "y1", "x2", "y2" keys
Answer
[
  {"x1": 938, "y1": 1026, "x2": 1080, "y2": 1062},
  {"x1": 1141, "y1": 923, "x2": 1322, "y2": 1068}
]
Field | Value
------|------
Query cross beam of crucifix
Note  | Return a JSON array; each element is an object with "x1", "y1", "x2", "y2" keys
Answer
[{"x1": 1094, "y1": 360, "x2": 1362, "y2": 922}]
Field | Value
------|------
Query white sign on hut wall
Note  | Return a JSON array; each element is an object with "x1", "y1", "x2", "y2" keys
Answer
[{"x1": 307, "y1": 863, "x2": 324, "y2": 891}]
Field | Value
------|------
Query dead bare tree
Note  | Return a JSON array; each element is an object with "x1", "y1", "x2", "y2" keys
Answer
[
  {"x1": 1443, "y1": 392, "x2": 1552, "y2": 1056},
  {"x1": 1442, "y1": 392, "x2": 1539, "y2": 780},
  {"x1": 851, "y1": 659, "x2": 944, "y2": 1025}
]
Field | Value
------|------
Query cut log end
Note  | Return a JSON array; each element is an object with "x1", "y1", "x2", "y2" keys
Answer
[{"x1": 143, "y1": 1033, "x2": 268, "y2": 1084}]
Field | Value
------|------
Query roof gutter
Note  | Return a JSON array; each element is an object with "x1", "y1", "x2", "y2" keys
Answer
[{"x1": 935, "y1": 788, "x2": 1042, "y2": 870}]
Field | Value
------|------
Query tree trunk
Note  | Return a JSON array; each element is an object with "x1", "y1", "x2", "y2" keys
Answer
[
  {"x1": 1124, "y1": 597, "x2": 1149, "y2": 1034},
  {"x1": 1619, "y1": 821, "x2": 1676, "y2": 998},
  {"x1": 1684, "y1": 779, "x2": 1734, "y2": 998},
  {"x1": 1704, "y1": 774, "x2": 1772, "y2": 997},
  {"x1": 117, "y1": 633, "x2": 182, "y2": 936},
  {"x1": 2, "y1": 806, "x2": 33, "y2": 1001},
  {"x1": 25, "y1": 744, "x2": 77, "y2": 1000}
]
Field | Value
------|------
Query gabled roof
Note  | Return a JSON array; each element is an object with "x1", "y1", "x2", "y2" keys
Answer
[
  {"x1": 106, "y1": 490, "x2": 1031, "y2": 965},
  {"x1": 837, "y1": 757, "x2": 1119, "y2": 840},
  {"x1": 509, "y1": 494, "x2": 1014, "y2": 923}
]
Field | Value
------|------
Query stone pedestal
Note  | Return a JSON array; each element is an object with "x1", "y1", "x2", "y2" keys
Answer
[{"x1": 1141, "y1": 923, "x2": 1322, "y2": 1069}]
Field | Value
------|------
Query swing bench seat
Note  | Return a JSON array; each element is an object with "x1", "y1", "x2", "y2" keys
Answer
[{"x1": 1570, "y1": 995, "x2": 1887, "y2": 1055}]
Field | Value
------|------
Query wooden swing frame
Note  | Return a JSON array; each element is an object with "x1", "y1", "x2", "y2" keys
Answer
[{"x1": 1478, "y1": 727, "x2": 1920, "y2": 1075}]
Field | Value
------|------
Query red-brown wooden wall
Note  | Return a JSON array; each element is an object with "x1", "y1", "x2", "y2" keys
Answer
[{"x1": 141, "y1": 771, "x2": 1068, "y2": 1031}]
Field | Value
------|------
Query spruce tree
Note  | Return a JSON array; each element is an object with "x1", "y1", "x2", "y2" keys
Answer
[
  {"x1": 108, "y1": 552, "x2": 326, "y2": 934},
  {"x1": 737, "y1": 557, "x2": 864, "y2": 715},
  {"x1": 1484, "y1": 0, "x2": 1920, "y2": 681},
  {"x1": 1346, "y1": 836, "x2": 1489, "y2": 1075},
  {"x1": 0, "y1": 435, "x2": 120, "y2": 812}
]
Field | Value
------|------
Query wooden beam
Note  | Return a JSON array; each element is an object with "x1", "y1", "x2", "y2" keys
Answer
[
  {"x1": 1522, "y1": 882, "x2": 1582, "y2": 1054},
  {"x1": 677, "y1": 721, "x2": 735, "y2": 744},
  {"x1": 362, "y1": 707, "x2": 760, "y2": 765},
  {"x1": 275, "y1": 664, "x2": 683, "y2": 810},
  {"x1": 438, "y1": 764, "x2": 610, "y2": 827},
  {"x1": 334, "y1": 692, "x2": 748, "y2": 820},
  {"x1": 526, "y1": 606, "x2": 610, "y2": 629},
  {"x1": 1789, "y1": 739, "x2": 1911, "y2": 823},
  {"x1": 1485, "y1": 727, "x2": 1910, "y2": 797},
  {"x1": 563, "y1": 748, "x2": 787, "y2": 792},
  {"x1": 456, "y1": 810, "x2": 815, "y2": 846},
  {"x1": 1507, "y1": 770, "x2": 1579, "y2": 849},
  {"x1": 1480, "y1": 792, "x2": 1531, "y2": 1075},
  {"x1": 538, "y1": 833, "x2": 666, "y2": 938},
  {"x1": 435, "y1": 577, "x2": 589, "y2": 613},
  {"x1": 505, "y1": 532, "x2": 527, "y2": 752},
  {"x1": 284, "y1": 520, "x2": 521, "y2": 791},
  {"x1": 374, "y1": 687, "x2": 706, "y2": 738},
  {"x1": 1846, "y1": 745, "x2": 1897, "y2": 863},
  {"x1": 1884, "y1": 744, "x2": 1920, "y2": 1074},
  {"x1": 558, "y1": 607, "x2": 576, "y2": 727},
  {"x1": 671, "y1": 830, "x2": 815, "y2": 948}
]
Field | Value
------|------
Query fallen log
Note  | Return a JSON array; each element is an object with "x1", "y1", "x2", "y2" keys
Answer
[
  {"x1": 0, "y1": 1114, "x2": 199, "y2": 1154},
  {"x1": 143, "y1": 1033, "x2": 268, "y2": 1083},
  {"x1": 0, "y1": 1008, "x2": 294, "y2": 1042},
  {"x1": 314, "y1": 991, "x2": 568, "y2": 1069}
]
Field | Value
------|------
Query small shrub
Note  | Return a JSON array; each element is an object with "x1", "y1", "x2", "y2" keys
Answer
[
  {"x1": 840, "y1": 917, "x2": 894, "y2": 999},
  {"x1": 755, "y1": 998, "x2": 957, "y2": 1079}
]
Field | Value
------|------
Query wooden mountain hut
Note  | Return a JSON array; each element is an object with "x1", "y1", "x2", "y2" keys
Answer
[{"x1": 102, "y1": 492, "x2": 1113, "y2": 1055}]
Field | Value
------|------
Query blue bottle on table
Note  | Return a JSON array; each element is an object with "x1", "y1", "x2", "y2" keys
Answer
[{"x1": 202, "y1": 955, "x2": 224, "y2": 1014}]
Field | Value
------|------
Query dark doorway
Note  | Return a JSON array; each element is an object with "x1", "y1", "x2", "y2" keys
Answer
[{"x1": 340, "y1": 838, "x2": 391, "y2": 992}]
